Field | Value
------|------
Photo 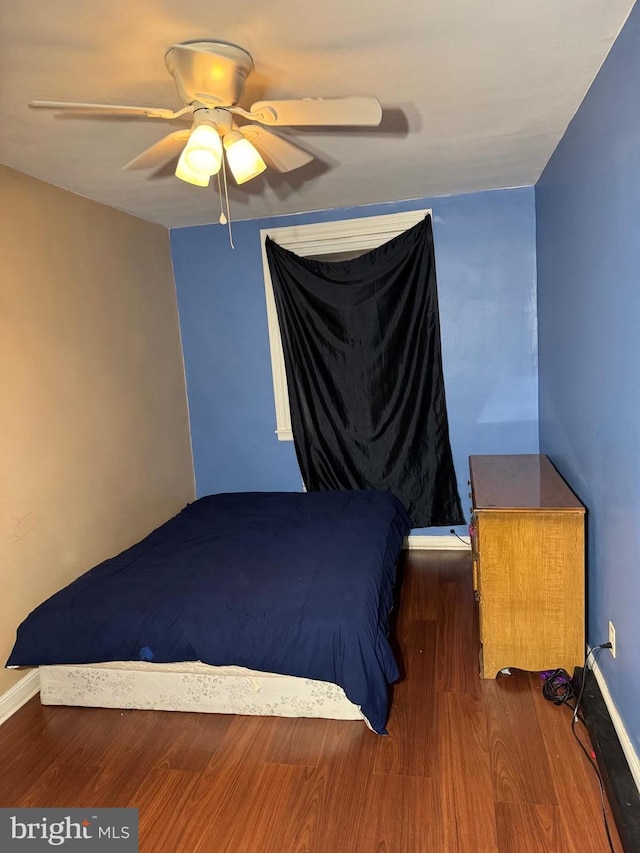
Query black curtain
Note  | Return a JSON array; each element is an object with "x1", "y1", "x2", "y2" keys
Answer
[{"x1": 265, "y1": 216, "x2": 464, "y2": 528}]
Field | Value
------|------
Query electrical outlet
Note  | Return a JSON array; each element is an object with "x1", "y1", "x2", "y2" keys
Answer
[{"x1": 608, "y1": 621, "x2": 616, "y2": 658}]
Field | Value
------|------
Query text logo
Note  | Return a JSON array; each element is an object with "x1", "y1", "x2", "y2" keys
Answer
[{"x1": 1, "y1": 809, "x2": 138, "y2": 850}]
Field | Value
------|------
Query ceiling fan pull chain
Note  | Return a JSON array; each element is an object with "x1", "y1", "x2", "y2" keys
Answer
[
  {"x1": 216, "y1": 170, "x2": 227, "y2": 225},
  {"x1": 220, "y1": 154, "x2": 234, "y2": 249}
]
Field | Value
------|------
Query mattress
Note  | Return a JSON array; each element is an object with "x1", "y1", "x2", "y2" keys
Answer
[
  {"x1": 39, "y1": 661, "x2": 365, "y2": 723},
  {"x1": 8, "y1": 490, "x2": 411, "y2": 732}
]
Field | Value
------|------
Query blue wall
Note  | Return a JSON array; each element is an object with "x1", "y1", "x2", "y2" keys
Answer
[
  {"x1": 170, "y1": 187, "x2": 538, "y2": 534},
  {"x1": 536, "y1": 5, "x2": 640, "y2": 754}
]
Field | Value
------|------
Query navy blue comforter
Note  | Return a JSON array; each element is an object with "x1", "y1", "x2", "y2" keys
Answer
[{"x1": 7, "y1": 490, "x2": 410, "y2": 733}]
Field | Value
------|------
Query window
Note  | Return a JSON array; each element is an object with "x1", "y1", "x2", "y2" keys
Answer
[{"x1": 260, "y1": 209, "x2": 431, "y2": 440}]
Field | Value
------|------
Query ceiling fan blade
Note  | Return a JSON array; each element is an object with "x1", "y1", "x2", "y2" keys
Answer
[
  {"x1": 246, "y1": 96, "x2": 382, "y2": 127},
  {"x1": 239, "y1": 125, "x2": 313, "y2": 173},
  {"x1": 122, "y1": 129, "x2": 192, "y2": 171},
  {"x1": 29, "y1": 100, "x2": 183, "y2": 120}
]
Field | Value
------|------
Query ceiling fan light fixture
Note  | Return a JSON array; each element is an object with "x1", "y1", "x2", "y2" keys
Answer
[
  {"x1": 29, "y1": 42, "x2": 385, "y2": 196},
  {"x1": 224, "y1": 131, "x2": 266, "y2": 184},
  {"x1": 175, "y1": 147, "x2": 210, "y2": 186},
  {"x1": 183, "y1": 122, "x2": 223, "y2": 176}
]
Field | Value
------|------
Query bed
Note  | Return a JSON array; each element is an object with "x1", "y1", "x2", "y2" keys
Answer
[{"x1": 6, "y1": 490, "x2": 410, "y2": 733}]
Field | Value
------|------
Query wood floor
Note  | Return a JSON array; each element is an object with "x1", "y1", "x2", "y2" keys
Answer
[{"x1": 0, "y1": 551, "x2": 622, "y2": 852}]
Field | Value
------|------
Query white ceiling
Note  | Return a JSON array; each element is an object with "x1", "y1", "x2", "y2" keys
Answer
[{"x1": 0, "y1": 0, "x2": 634, "y2": 229}]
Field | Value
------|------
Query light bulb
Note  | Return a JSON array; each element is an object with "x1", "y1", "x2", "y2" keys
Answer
[
  {"x1": 224, "y1": 132, "x2": 267, "y2": 185},
  {"x1": 175, "y1": 147, "x2": 210, "y2": 187},
  {"x1": 183, "y1": 123, "x2": 223, "y2": 177}
]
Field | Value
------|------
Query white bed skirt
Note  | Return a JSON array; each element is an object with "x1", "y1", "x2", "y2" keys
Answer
[{"x1": 39, "y1": 661, "x2": 366, "y2": 724}]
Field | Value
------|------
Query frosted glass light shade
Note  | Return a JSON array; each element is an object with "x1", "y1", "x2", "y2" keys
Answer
[
  {"x1": 175, "y1": 147, "x2": 210, "y2": 186},
  {"x1": 225, "y1": 134, "x2": 267, "y2": 184},
  {"x1": 183, "y1": 124, "x2": 223, "y2": 176}
]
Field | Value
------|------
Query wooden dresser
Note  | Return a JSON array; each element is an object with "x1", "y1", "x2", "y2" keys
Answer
[{"x1": 469, "y1": 454, "x2": 585, "y2": 678}]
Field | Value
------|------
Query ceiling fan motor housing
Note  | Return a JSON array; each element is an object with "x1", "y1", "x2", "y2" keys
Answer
[{"x1": 164, "y1": 41, "x2": 254, "y2": 108}]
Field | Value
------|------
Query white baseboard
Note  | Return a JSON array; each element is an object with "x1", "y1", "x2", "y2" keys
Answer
[
  {"x1": 0, "y1": 670, "x2": 40, "y2": 726},
  {"x1": 590, "y1": 654, "x2": 640, "y2": 794},
  {"x1": 404, "y1": 534, "x2": 470, "y2": 550}
]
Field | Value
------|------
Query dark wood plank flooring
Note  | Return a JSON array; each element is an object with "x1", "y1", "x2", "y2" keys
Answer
[{"x1": 0, "y1": 551, "x2": 622, "y2": 852}]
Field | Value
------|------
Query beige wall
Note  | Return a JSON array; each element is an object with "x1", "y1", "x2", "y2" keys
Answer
[{"x1": 0, "y1": 166, "x2": 195, "y2": 695}]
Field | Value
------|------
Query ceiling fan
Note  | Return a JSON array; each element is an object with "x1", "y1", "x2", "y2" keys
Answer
[{"x1": 29, "y1": 40, "x2": 383, "y2": 188}]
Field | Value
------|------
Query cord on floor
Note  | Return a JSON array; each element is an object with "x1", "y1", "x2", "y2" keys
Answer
[{"x1": 541, "y1": 643, "x2": 615, "y2": 852}]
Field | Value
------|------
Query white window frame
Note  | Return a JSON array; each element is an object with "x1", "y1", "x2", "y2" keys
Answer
[{"x1": 260, "y1": 209, "x2": 431, "y2": 440}]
